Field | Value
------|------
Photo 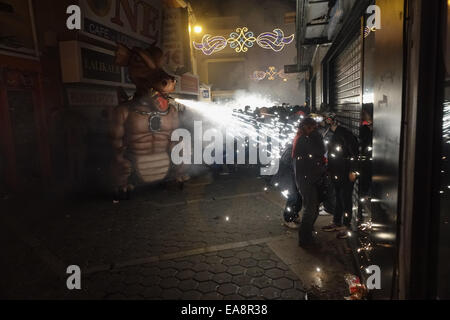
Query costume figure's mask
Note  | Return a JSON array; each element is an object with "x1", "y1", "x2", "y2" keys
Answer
[{"x1": 114, "y1": 44, "x2": 176, "y2": 95}]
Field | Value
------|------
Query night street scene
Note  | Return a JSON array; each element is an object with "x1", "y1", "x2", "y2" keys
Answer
[{"x1": 0, "y1": 0, "x2": 449, "y2": 308}]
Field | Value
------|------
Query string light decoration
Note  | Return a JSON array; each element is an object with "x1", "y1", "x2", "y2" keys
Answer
[
  {"x1": 193, "y1": 27, "x2": 295, "y2": 55},
  {"x1": 192, "y1": 34, "x2": 228, "y2": 55},
  {"x1": 227, "y1": 27, "x2": 257, "y2": 53},
  {"x1": 250, "y1": 66, "x2": 293, "y2": 81},
  {"x1": 256, "y1": 29, "x2": 295, "y2": 52}
]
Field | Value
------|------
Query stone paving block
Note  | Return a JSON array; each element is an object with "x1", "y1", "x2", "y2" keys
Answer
[
  {"x1": 182, "y1": 290, "x2": 202, "y2": 300},
  {"x1": 252, "y1": 276, "x2": 272, "y2": 289},
  {"x1": 245, "y1": 245, "x2": 263, "y2": 253},
  {"x1": 189, "y1": 255, "x2": 206, "y2": 263},
  {"x1": 157, "y1": 260, "x2": 177, "y2": 269},
  {"x1": 240, "y1": 258, "x2": 258, "y2": 268},
  {"x1": 223, "y1": 294, "x2": 245, "y2": 300},
  {"x1": 197, "y1": 281, "x2": 218, "y2": 293},
  {"x1": 178, "y1": 279, "x2": 199, "y2": 292},
  {"x1": 232, "y1": 274, "x2": 253, "y2": 286},
  {"x1": 204, "y1": 255, "x2": 222, "y2": 264},
  {"x1": 175, "y1": 269, "x2": 196, "y2": 281},
  {"x1": 159, "y1": 268, "x2": 178, "y2": 278},
  {"x1": 245, "y1": 267, "x2": 265, "y2": 277},
  {"x1": 160, "y1": 277, "x2": 180, "y2": 289},
  {"x1": 265, "y1": 268, "x2": 284, "y2": 280},
  {"x1": 161, "y1": 288, "x2": 182, "y2": 299},
  {"x1": 139, "y1": 266, "x2": 161, "y2": 276},
  {"x1": 235, "y1": 251, "x2": 252, "y2": 259},
  {"x1": 273, "y1": 278, "x2": 294, "y2": 290},
  {"x1": 276, "y1": 262, "x2": 290, "y2": 271},
  {"x1": 123, "y1": 275, "x2": 143, "y2": 285},
  {"x1": 192, "y1": 263, "x2": 210, "y2": 272},
  {"x1": 257, "y1": 260, "x2": 277, "y2": 270},
  {"x1": 194, "y1": 271, "x2": 213, "y2": 282},
  {"x1": 260, "y1": 287, "x2": 281, "y2": 299},
  {"x1": 104, "y1": 280, "x2": 127, "y2": 294},
  {"x1": 142, "y1": 286, "x2": 163, "y2": 299},
  {"x1": 227, "y1": 265, "x2": 246, "y2": 275},
  {"x1": 208, "y1": 263, "x2": 228, "y2": 273},
  {"x1": 217, "y1": 250, "x2": 236, "y2": 258},
  {"x1": 202, "y1": 292, "x2": 223, "y2": 300},
  {"x1": 217, "y1": 283, "x2": 238, "y2": 295},
  {"x1": 174, "y1": 260, "x2": 195, "y2": 270},
  {"x1": 212, "y1": 272, "x2": 232, "y2": 284},
  {"x1": 281, "y1": 288, "x2": 305, "y2": 300},
  {"x1": 141, "y1": 275, "x2": 161, "y2": 287},
  {"x1": 238, "y1": 285, "x2": 260, "y2": 298},
  {"x1": 284, "y1": 271, "x2": 300, "y2": 281},
  {"x1": 222, "y1": 257, "x2": 240, "y2": 266}
]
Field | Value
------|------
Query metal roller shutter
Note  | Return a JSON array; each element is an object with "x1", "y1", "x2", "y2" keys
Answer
[
  {"x1": 329, "y1": 27, "x2": 363, "y2": 225},
  {"x1": 330, "y1": 30, "x2": 362, "y2": 137}
]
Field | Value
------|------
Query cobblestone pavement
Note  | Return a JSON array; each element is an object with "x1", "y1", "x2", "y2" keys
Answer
[
  {"x1": 75, "y1": 244, "x2": 306, "y2": 300},
  {"x1": 1, "y1": 168, "x2": 355, "y2": 300}
]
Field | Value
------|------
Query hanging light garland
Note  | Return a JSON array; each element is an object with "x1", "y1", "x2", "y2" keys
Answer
[
  {"x1": 193, "y1": 27, "x2": 295, "y2": 55},
  {"x1": 250, "y1": 66, "x2": 293, "y2": 81}
]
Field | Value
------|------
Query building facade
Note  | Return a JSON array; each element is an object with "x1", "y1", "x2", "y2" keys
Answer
[
  {"x1": 295, "y1": 0, "x2": 449, "y2": 299},
  {"x1": 0, "y1": 0, "x2": 200, "y2": 193}
]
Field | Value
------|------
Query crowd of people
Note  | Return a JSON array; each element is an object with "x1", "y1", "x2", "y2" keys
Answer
[
  {"x1": 228, "y1": 102, "x2": 373, "y2": 249},
  {"x1": 267, "y1": 103, "x2": 373, "y2": 249}
]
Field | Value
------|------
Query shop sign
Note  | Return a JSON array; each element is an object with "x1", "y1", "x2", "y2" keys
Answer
[
  {"x1": 179, "y1": 73, "x2": 198, "y2": 95},
  {"x1": 60, "y1": 41, "x2": 134, "y2": 88},
  {"x1": 81, "y1": 47, "x2": 122, "y2": 83},
  {"x1": 67, "y1": 87, "x2": 119, "y2": 107},
  {"x1": 80, "y1": 0, "x2": 163, "y2": 48}
]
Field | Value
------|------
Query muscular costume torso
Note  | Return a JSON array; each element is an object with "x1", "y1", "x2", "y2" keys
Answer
[{"x1": 111, "y1": 91, "x2": 179, "y2": 188}]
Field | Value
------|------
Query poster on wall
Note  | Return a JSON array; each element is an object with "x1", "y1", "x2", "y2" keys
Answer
[
  {"x1": 80, "y1": 0, "x2": 163, "y2": 49},
  {"x1": 162, "y1": 7, "x2": 190, "y2": 74},
  {"x1": 0, "y1": 0, "x2": 39, "y2": 58}
]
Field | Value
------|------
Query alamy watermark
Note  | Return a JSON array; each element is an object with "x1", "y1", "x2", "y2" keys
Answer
[
  {"x1": 170, "y1": 121, "x2": 280, "y2": 175},
  {"x1": 66, "y1": 265, "x2": 81, "y2": 290}
]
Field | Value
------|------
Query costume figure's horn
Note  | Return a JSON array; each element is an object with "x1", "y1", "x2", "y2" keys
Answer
[
  {"x1": 115, "y1": 43, "x2": 131, "y2": 66},
  {"x1": 134, "y1": 48, "x2": 157, "y2": 70}
]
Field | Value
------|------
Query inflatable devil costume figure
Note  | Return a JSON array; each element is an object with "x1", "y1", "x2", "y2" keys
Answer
[{"x1": 110, "y1": 44, "x2": 183, "y2": 200}]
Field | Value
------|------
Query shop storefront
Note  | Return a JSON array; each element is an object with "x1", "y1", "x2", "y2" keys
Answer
[
  {"x1": 0, "y1": 0, "x2": 51, "y2": 192},
  {"x1": 314, "y1": 0, "x2": 450, "y2": 299},
  {"x1": 320, "y1": 0, "x2": 403, "y2": 299}
]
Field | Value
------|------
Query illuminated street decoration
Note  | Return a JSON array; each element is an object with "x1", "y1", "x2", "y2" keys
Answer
[
  {"x1": 227, "y1": 27, "x2": 257, "y2": 53},
  {"x1": 193, "y1": 27, "x2": 295, "y2": 55},
  {"x1": 266, "y1": 66, "x2": 277, "y2": 80},
  {"x1": 256, "y1": 29, "x2": 295, "y2": 52},
  {"x1": 192, "y1": 34, "x2": 227, "y2": 55},
  {"x1": 250, "y1": 66, "x2": 293, "y2": 81},
  {"x1": 250, "y1": 70, "x2": 267, "y2": 81}
]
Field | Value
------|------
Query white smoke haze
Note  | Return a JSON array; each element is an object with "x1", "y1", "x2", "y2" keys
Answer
[{"x1": 173, "y1": 93, "x2": 301, "y2": 175}]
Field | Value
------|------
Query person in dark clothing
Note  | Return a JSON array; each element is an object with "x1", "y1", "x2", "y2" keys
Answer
[
  {"x1": 293, "y1": 117, "x2": 326, "y2": 247},
  {"x1": 322, "y1": 116, "x2": 359, "y2": 239},
  {"x1": 271, "y1": 143, "x2": 302, "y2": 228}
]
